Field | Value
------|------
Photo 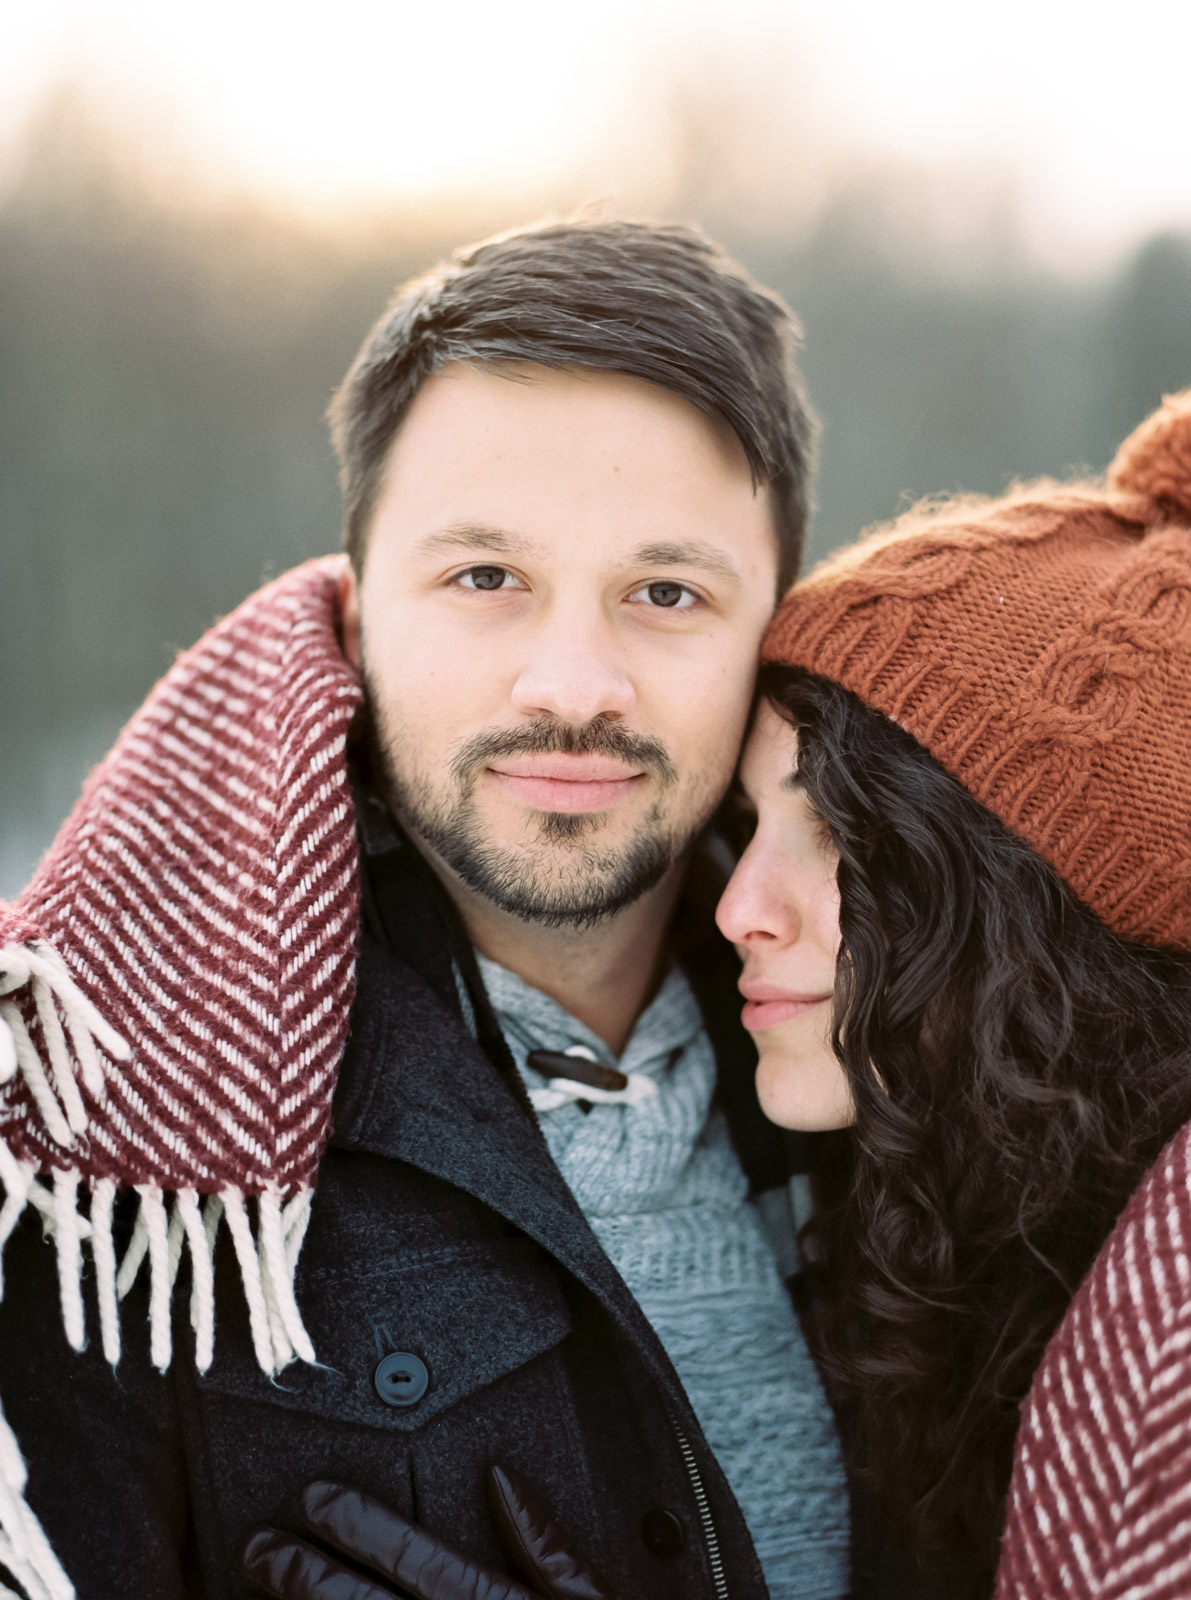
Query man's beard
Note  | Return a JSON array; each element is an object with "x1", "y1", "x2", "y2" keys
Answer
[{"x1": 368, "y1": 691, "x2": 704, "y2": 930}]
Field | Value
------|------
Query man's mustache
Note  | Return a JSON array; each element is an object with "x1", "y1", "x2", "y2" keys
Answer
[{"x1": 451, "y1": 716, "x2": 677, "y2": 788}]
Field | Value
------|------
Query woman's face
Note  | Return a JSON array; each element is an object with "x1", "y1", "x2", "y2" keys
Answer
[{"x1": 716, "y1": 700, "x2": 854, "y2": 1131}]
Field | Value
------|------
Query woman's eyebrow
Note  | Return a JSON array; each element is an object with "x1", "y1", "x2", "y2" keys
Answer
[{"x1": 629, "y1": 540, "x2": 742, "y2": 583}]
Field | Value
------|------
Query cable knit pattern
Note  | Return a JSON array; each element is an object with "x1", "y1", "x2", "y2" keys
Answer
[
  {"x1": 762, "y1": 390, "x2": 1191, "y2": 952},
  {"x1": 478, "y1": 955, "x2": 851, "y2": 1600}
]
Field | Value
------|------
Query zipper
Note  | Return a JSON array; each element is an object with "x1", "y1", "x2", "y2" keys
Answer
[{"x1": 672, "y1": 1417, "x2": 730, "y2": 1600}]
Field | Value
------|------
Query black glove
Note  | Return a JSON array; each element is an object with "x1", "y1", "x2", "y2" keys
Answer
[{"x1": 240, "y1": 1462, "x2": 620, "y2": 1600}]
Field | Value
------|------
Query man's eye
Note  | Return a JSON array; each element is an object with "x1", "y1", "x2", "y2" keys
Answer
[
  {"x1": 628, "y1": 580, "x2": 698, "y2": 609},
  {"x1": 456, "y1": 565, "x2": 521, "y2": 592}
]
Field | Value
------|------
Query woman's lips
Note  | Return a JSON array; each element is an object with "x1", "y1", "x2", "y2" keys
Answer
[
  {"x1": 738, "y1": 983, "x2": 833, "y2": 1032},
  {"x1": 486, "y1": 755, "x2": 646, "y2": 814}
]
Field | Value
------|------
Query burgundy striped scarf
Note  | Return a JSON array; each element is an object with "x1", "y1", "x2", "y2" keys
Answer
[
  {"x1": 0, "y1": 559, "x2": 362, "y2": 1598},
  {"x1": 996, "y1": 1119, "x2": 1191, "y2": 1599}
]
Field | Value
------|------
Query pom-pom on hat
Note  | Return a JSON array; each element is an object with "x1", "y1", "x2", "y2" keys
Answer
[
  {"x1": 763, "y1": 391, "x2": 1191, "y2": 950},
  {"x1": 1107, "y1": 389, "x2": 1191, "y2": 516}
]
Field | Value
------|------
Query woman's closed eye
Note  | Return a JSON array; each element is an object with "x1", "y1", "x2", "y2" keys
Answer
[{"x1": 721, "y1": 789, "x2": 758, "y2": 853}]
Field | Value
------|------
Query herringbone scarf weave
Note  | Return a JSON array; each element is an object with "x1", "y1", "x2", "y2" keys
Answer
[
  {"x1": 995, "y1": 1119, "x2": 1191, "y2": 1599},
  {"x1": 0, "y1": 556, "x2": 362, "y2": 1194},
  {"x1": 0, "y1": 557, "x2": 363, "y2": 1600}
]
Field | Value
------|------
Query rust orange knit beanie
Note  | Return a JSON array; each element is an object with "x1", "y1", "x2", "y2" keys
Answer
[{"x1": 762, "y1": 391, "x2": 1191, "y2": 950}]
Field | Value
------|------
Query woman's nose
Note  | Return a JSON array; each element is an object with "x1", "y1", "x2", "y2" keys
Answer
[{"x1": 716, "y1": 842, "x2": 801, "y2": 947}]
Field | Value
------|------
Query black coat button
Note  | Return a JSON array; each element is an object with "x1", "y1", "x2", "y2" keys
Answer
[
  {"x1": 641, "y1": 1507, "x2": 686, "y2": 1558},
  {"x1": 373, "y1": 1352, "x2": 430, "y2": 1408}
]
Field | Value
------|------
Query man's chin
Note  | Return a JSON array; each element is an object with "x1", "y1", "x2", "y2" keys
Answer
[
  {"x1": 478, "y1": 796, "x2": 630, "y2": 847},
  {"x1": 388, "y1": 772, "x2": 702, "y2": 928},
  {"x1": 434, "y1": 830, "x2": 680, "y2": 930}
]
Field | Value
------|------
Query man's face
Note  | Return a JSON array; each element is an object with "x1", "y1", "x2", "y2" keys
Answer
[{"x1": 342, "y1": 363, "x2": 780, "y2": 928}]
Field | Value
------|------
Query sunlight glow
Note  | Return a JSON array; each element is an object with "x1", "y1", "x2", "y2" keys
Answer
[
  {"x1": 783, "y1": 0, "x2": 1191, "y2": 258},
  {"x1": 2, "y1": 0, "x2": 636, "y2": 199},
  {"x1": 3, "y1": 0, "x2": 1191, "y2": 256}
]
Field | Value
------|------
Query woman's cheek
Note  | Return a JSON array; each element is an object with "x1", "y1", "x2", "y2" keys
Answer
[{"x1": 811, "y1": 874, "x2": 843, "y2": 956}]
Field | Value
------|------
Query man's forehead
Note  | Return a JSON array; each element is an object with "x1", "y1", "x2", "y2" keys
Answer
[{"x1": 382, "y1": 362, "x2": 757, "y2": 488}]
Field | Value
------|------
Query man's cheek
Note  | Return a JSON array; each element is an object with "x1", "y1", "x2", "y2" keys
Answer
[{"x1": 676, "y1": 696, "x2": 749, "y2": 769}]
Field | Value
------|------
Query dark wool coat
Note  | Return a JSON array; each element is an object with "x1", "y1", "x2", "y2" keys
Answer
[{"x1": 0, "y1": 801, "x2": 981, "y2": 1600}]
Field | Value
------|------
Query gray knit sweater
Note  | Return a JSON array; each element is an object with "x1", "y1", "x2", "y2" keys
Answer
[{"x1": 476, "y1": 955, "x2": 851, "y2": 1600}]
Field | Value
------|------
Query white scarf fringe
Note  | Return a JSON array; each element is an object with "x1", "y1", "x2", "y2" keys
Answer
[
  {"x1": 0, "y1": 943, "x2": 128, "y2": 1153},
  {"x1": 0, "y1": 942, "x2": 319, "y2": 1600}
]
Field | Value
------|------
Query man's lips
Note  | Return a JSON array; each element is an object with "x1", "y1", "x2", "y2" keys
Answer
[
  {"x1": 737, "y1": 980, "x2": 833, "y2": 1032},
  {"x1": 486, "y1": 754, "x2": 647, "y2": 814}
]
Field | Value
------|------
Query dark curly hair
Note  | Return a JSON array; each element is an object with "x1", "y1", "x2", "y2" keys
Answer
[{"x1": 761, "y1": 664, "x2": 1191, "y2": 1574}]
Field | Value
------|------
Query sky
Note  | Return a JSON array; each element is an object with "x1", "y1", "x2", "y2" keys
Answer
[{"x1": 4, "y1": 0, "x2": 1191, "y2": 266}]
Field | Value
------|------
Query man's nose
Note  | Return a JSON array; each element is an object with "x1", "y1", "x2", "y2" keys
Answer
[
  {"x1": 509, "y1": 609, "x2": 635, "y2": 725},
  {"x1": 716, "y1": 844, "x2": 800, "y2": 947}
]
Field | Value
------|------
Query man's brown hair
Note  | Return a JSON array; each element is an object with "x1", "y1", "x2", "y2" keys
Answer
[{"x1": 328, "y1": 218, "x2": 816, "y2": 591}]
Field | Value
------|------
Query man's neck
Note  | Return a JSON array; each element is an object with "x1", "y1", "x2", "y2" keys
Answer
[{"x1": 421, "y1": 856, "x2": 686, "y2": 1057}]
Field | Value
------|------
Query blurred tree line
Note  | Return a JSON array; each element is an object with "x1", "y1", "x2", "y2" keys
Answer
[{"x1": 3, "y1": 87, "x2": 1191, "y2": 892}]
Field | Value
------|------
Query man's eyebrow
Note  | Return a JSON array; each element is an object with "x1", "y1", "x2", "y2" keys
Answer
[
  {"x1": 630, "y1": 541, "x2": 742, "y2": 582},
  {"x1": 415, "y1": 524, "x2": 537, "y2": 557}
]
